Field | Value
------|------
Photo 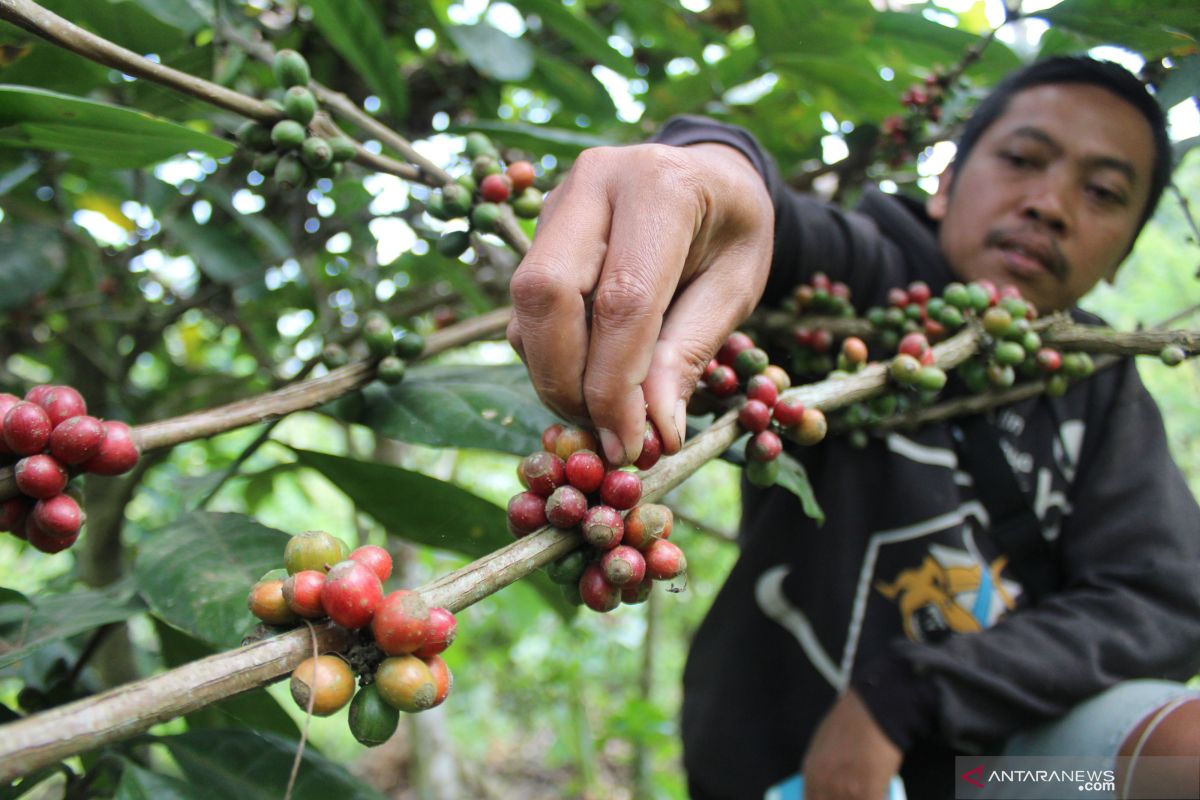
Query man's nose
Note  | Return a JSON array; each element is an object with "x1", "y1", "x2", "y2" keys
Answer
[{"x1": 1020, "y1": 170, "x2": 1070, "y2": 233}]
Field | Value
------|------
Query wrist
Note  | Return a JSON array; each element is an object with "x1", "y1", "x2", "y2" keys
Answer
[{"x1": 852, "y1": 649, "x2": 939, "y2": 753}]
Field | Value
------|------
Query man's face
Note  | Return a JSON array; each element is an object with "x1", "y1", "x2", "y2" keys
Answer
[{"x1": 928, "y1": 83, "x2": 1155, "y2": 312}]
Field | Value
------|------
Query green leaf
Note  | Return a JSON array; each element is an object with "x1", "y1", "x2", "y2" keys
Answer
[
  {"x1": 1156, "y1": 54, "x2": 1200, "y2": 111},
  {"x1": 305, "y1": 0, "x2": 408, "y2": 118},
  {"x1": 445, "y1": 23, "x2": 534, "y2": 82},
  {"x1": 1039, "y1": 0, "x2": 1198, "y2": 51},
  {"x1": 775, "y1": 451, "x2": 824, "y2": 525},
  {"x1": 126, "y1": 0, "x2": 210, "y2": 35},
  {"x1": 134, "y1": 511, "x2": 290, "y2": 649},
  {"x1": 746, "y1": 0, "x2": 864, "y2": 59},
  {"x1": 154, "y1": 620, "x2": 298, "y2": 739},
  {"x1": 289, "y1": 448, "x2": 575, "y2": 618},
  {"x1": 510, "y1": 0, "x2": 636, "y2": 78},
  {"x1": 115, "y1": 763, "x2": 210, "y2": 800},
  {"x1": 0, "y1": 85, "x2": 234, "y2": 167},
  {"x1": 869, "y1": 12, "x2": 1020, "y2": 84},
  {"x1": 168, "y1": 218, "x2": 265, "y2": 287},
  {"x1": 338, "y1": 363, "x2": 557, "y2": 457},
  {"x1": 0, "y1": 580, "x2": 144, "y2": 669},
  {"x1": 159, "y1": 729, "x2": 389, "y2": 800},
  {"x1": 0, "y1": 220, "x2": 66, "y2": 310},
  {"x1": 532, "y1": 54, "x2": 617, "y2": 120}
]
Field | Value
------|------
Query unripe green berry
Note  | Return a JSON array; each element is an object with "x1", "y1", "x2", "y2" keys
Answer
[
  {"x1": 271, "y1": 119, "x2": 306, "y2": 150},
  {"x1": 982, "y1": 307, "x2": 1013, "y2": 337},
  {"x1": 999, "y1": 296, "x2": 1029, "y2": 319},
  {"x1": 914, "y1": 365, "x2": 947, "y2": 392},
  {"x1": 301, "y1": 136, "x2": 333, "y2": 169},
  {"x1": 425, "y1": 192, "x2": 450, "y2": 221},
  {"x1": 546, "y1": 550, "x2": 588, "y2": 585},
  {"x1": 1045, "y1": 374, "x2": 1070, "y2": 397},
  {"x1": 1021, "y1": 331, "x2": 1042, "y2": 354},
  {"x1": 512, "y1": 187, "x2": 544, "y2": 219},
  {"x1": 437, "y1": 229, "x2": 471, "y2": 258},
  {"x1": 470, "y1": 202, "x2": 502, "y2": 233},
  {"x1": 327, "y1": 136, "x2": 356, "y2": 163},
  {"x1": 377, "y1": 356, "x2": 407, "y2": 384},
  {"x1": 253, "y1": 151, "x2": 280, "y2": 175},
  {"x1": 455, "y1": 173, "x2": 477, "y2": 196},
  {"x1": 464, "y1": 131, "x2": 498, "y2": 160},
  {"x1": 322, "y1": 342, "x2": 349, "y2": 369},
  {"x1": 394, "y1": 330, "x2": 425, "y2": 359},
  {"x1": 937, "y1": 305, "x2": 965, "y2": 329},
  {"x1": 472, "y1": 155, "x2": 502, "y2": 181},
  {"x1": 943, "y1": 282, "x2": 970, "y2": 309},
  {"x1": 237, "y1": 120, "x2": 273, "y2": 151},
  {"x1": 273, "y1": 153, "x2": 307, "y2": 190},
  {"x1": 993, "y1": 341, "x2": 1026, "y2": 366},
  {"x1": 1062, "y1": 352, "x2": 1094, "y2": 378},
  {"x1": 890, "y1": 353, "x2": 922, "y2": 385},
  {"x1": 362, "y1": 314, "x2": 394, "y2": 357},
  {"x1": 967, "y1": 283, "x2": 991, "y2": 312},
  {"x1": 733, "y1": 347, "x2": 769, "y2": 380},
  {"x1": 1160, "y1": 345, "x2": 1186, "y2": 367},
  {"x1": 273, "y1": 49, "x2": 311, "y2": 88},
  {"x1": 284, "y1": 86, "x2": 317, "y2": 124},
  {"x1": 442, "y1": 183, "x2": 472, "y2": 217},
  {"x1": 986, "y1": 361, "x2": 1016, "y2": 388},
  {"x1": 745, "y1": 457, "x2": 779, "y2": 487}
]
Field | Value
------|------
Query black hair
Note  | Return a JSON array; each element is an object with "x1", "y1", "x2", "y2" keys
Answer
[{"x1": 953, "y1": 56, "x2": 1172, "y2": 235}]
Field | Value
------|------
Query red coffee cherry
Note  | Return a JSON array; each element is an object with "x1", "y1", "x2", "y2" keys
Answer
[
  {"x1": 348, "y1": 544, "x2": 393, "y2": 583},
  {"x1": 600, "y1": 545, "x2": 646, "y2": 588},
  {"x1": 747, "y1": 430, "x2": 783, "y2": 462},
  {"x1": 545, "y1": 485, "x2": 588, "y2": 529},
  {"x1": 622, "y1": 503, "x2": 672, "y2": 551},
  {"x1": 898, "y1": 332, "x2": 930, "y2": 360},
  {"x1": 82, "y1": 421, "x2": 140, "y2": 476},
  {"x1": 372, "y1": 590, "x2": 432, "y2": 656},
  {"x1": 321, "y1": 560, "x2": 384, "y2": 629},
  {"x1": 479, "y1": 173, "x2": 512, "y2": 203},
  {"x1": 1036, "y1": 348, "x2": 1063, "y2": 373},
  {"x1": 564, "y1": 449, "x2": 605, "y2": 494},
  {"x1": 520, "y1": 450, "x2": 567, "y2": 497},
  {"x1": 794, "y1": 408, "x2": 828, "y2": 446},
  {"x1": 738, "y1": 399, "x2": 772, "y2": 434},
  {"x1": 633, "y1": 422, "x2": 663, "y2": 470},
  {"x1": 507, "y1": 491, "x2": 547, "y2": 536},
  {"x1": 0, "y1": 394, "x2": 20, "y2": 454},
  {"x1": 1, "y1": 497, "x2": 31, "y2": 533},
  {"x1": 705, "y1": 365, "x2": 739, "y2": 397},
  {"x1": 15, "y1": 454, "x2": 69, "y2": 500},
  {"x1": 282, "y1": 570, "x2": 327, "y2": 618},
  {"x1": 39, "y1": 386, "x2": 87, "y2": 427},
  {"x1": 505, "y1": 160, "x2": 536, "y2": 193},
  {"x1": 24, "y1": 384, "x2": 55, "y2": 406},
  {"x1": 907, "y1": 281, "x2": 932, "y2": 305},
  {"x1": 541, "y1": 423, "x2": 564, "y2": 453},
  {"x1": 414, "y1": 607, "x2": 457, "y2": 658},
  {"x1": 716, "y1": 331, "x2": 755, "y2": 366},
  {"x1": 621, "y1": 577, "x2": 654, "y2": 605},
  {"x1": 375, "y1": 655, "x2": 436, "y2": 713},
  {"x1": 26, "y1": 518, "x2": 79, "y2": 554},
  {"x1": 581, "y1": 504, "x2": 624, "y2": 550},
  {"x1": 32, "y1": 493, "x2": 84, "y2": 538},
  {"x1": 745, "y1": 374, "x2": 779, "y2": 407},
  {"x1": 423, "y1": 654, "x2": 454, "y2": 708},
  {"x1": 644, "y1": 539, "x2": 687, "y2": 581},
  {"x1": 49, "y1": 415, "x2": 106, "y2": 464},
  {"x1": 809, "y1": 328, "x2": 834, "y2": 354},
  {"x1": 600, "y1": 470, "x2": 642, "y2": 510},
  {"x1": 290, "y1": 655, "x2": 356, "y2": 717},
  {"x1": 887, "y1": 287, "x2": 910, "y2": 308},
  {"x1": 578, "y1": 563, "x2": 621, "y2": 613},
  {"x1": 4, "y1": 401, "x2": 53, "y2": 456},
  {"x1": 553, "y1": 426, "x2": 599, "y2": 461},
  {"x1": 772, "y1": 396, "x2": 805, "y2": 427}
]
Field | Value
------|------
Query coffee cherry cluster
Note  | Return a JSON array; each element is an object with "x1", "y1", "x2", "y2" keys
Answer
[
  {"x1": 0, "y1": 385, "x2": 140, "y2": 553},
  {"x1": 247, "y1": 530, "x2": 457, "y2": 743},
  {"x1": 425, "y1": 132, "x2": 544, "y2": 258},
  {"x1": 318, "y1": 309, "x2": 425, "y2": 385},
  {"x1": 880, "y1": 72, "x2": 948, "y2": 166},
  {"x1": 701, "y1": 331, "x2": 828, "y2": 487},
  {"x1": 507, "y1": 424, "x2": 688, "y2": 613},
  {"x1": 236, "y1": 49, "x2": 356, "y2": 189}
]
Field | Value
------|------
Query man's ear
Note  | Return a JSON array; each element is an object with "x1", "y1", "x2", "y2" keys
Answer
[{"x1": 927, "y1": 166, "x2": 954, "y2": 221}]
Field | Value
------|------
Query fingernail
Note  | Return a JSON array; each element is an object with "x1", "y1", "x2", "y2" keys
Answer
[
  {"x1": 598, "y1": 428, "x2": 627, "y2": 466},
  {"x1": 674, "y1": 399, "x2": 688, "y2": 448}
]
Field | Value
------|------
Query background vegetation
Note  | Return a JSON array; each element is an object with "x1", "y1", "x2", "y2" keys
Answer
[{"x1": 0, "y1": 0, "x2": 1196, "y2": 797}]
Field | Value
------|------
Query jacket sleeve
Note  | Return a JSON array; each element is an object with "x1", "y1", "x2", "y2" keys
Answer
[
  {"x1": 652, "y1": 115, "x2": 906, "y2": 307},
  {"x1": 884, "y1": 358, "x2": 1200, "y2": 751}
]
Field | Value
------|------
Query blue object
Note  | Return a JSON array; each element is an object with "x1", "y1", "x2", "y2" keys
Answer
[{"x1": 764, "y1": 773, "x2": 907, "y2": 800}]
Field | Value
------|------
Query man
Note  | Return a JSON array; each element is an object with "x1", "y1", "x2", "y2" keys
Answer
[{"x1": 508, "y1": 57, "x2": 1200, "y2": 798}]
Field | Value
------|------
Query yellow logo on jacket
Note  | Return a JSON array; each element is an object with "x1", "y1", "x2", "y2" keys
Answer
[{"x1": 875, "y1": 544, "x2": 1020, "y2": 643}]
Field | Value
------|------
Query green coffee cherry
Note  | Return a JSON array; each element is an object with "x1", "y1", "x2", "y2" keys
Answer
[
  {"x1": 866, "y1": 307, "x2": 887, "y2": 328},
  {"x1": 348, "y1": 684, "x2": 400, "y2": 747},
  {"x1": 943, "y1": 282, "x2": 971, "y2": 309},
  {"x1": 464, "y1": 131, "x2": 498, "y2": 160},
  {"x1": 745, "y1": 457, "x2": 780, "y2": 487},
  {"x1": 914, "y1": 366, "x2": 947, "y2": 392},
  {"x1": 1160, "y1": 345, "x2": 1186, "y2": 367},
  {"x1": 890, "y1": 353, "x2": 921, "y2": 385},
  {"x1": 377, "y1": 356, "x2": 407, "y2": 384},
  {"x1": 1062, "y1": 352, "x2": 1094, "y2": 378},
  {"x1": 237, "y1": 120, "x2": 273, "y2": 152},
  {"x1": 733, "y1": 347, "x2": 769, "y2": 380},
  {"x1": 425, "y1": 192, "x2": 450, "y2": 221},
  {"x1": 472, "y1": 155, "x2": 502, "y2": 181},
  {"x1": 273, "y1": 49, "x2": 311, "y2": 88},
  {"x1": 329, "y1": 136, "x2": 357, "y2": 163},
  {"x1": 284, "y1": 86, "x2": 317, "y2": 125},
  {"x1": 967, "y1": 283, "x2": 991, "y2": 312},
  {"x1": 321, "y1": 342, "x2": 349, "y2": 369},
  {"x1": 1045, "y1": 374, "x2": 1070, "y2": 397},
  {"x1": 271, "y1": 119, "x2": 306, "y2": 150},
  {"x1": 442, "y1": 183, "x2": 472, "y2": 217},
  {"x1": 993, "y1": 341, "x2": 1026, "y2": 366},
  {"x1": 301, "y1": 136, "x2": 333, "y2": 169},
  {"x1": 937, "y1": 305, "x2": 965, "y2": 329},
  {"x1": 362, "y1": 313, "x2": 394, "y2": 357},
  {"x1": 253, "y1": 151, "x2": 280, "y2": 175},
  {"x1": 470, "y1": 202, "x2": 502, "y2": 233},
  {"x1": 437, "y1": 229, "x2": 471, "y2": 258},
  {"x1": 982, "y1": 307, "x2": 1013, "y2": 337},
  {"x1": 512, "y1": 187, "x2": 544, "y2": 219},
  {"x1": 986, "y1": 361, "x2": 1016, "y2": 388},
  {"x1": 394, "y1": 330, "x2": 425, "y2": 360},
  {"x1": 311, "y1": 161, "x2": 342, "y2": 180},
  {"x1": 999, "y1": 296, "x2": 1029, "y2": 320},
  {"x1": 455, "y1": 173, "x2": 477, "y2": 196},
  {"x1": 547, "y1": 550, "x2": 588, "y2": 585},
  {"x1": 273, "y1": 154, "x2": 307, "y2": 190}
]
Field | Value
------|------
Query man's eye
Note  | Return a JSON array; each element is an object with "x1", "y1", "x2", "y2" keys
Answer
[
  {"x1": 1087, "y1": 184, "x2": 1127, "y2": 206},
  {"x1": 1000, "y1": 151, "x2": 1034, "y2": 168}
]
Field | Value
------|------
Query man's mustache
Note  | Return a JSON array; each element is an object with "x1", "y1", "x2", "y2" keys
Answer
[{"x1": 984, "y1": 225, "x2": 1069, "y2": 282}]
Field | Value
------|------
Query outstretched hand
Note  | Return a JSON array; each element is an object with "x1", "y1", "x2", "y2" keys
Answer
[
  {"x1": 801, "y1": 689, "x2": 904, "y2": 800},
  {"x1": 507, "y1": 142, "x2": 775, "y2": 466}
]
